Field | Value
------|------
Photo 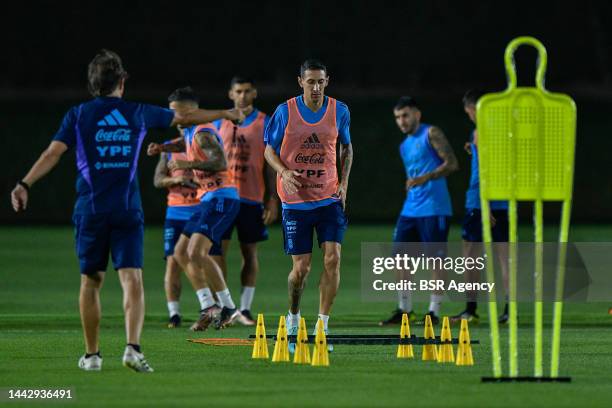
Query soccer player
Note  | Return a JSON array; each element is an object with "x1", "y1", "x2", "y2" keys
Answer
[
  {"x1": 451, "y1": 89, "x2": 510, "y2": 324},
  {"x1": 210, "y1": 76, "x2": 278, "y2": 325},
  {"x1": 10, "y1": 49, "x2": 242, "y2": 372},
  {"x1": 153, "y1": 88, "x2": 202, "y2": 328},
  {"x1": 379, "y1": 96, "x2": 458, "y2": 326},
  {"x1": 264, "y1": 59, "x2": 353, "y2": 352},
  {"x1": 149, "y1": 113, "x2": 246, "y2": 331}
]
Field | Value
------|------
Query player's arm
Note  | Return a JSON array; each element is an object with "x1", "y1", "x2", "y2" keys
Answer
[
  {"x1": 406, "y1": 126, "x2": 459, "y2": 189},
  {"x1": 264, "y1": 145, "x2": 301, "y2": 195},
  {"x1": 168, "y1": 131, "x2": 226, "y2": 172},
  {"x1": 153, "y1": 153, "x2": 190, "y2": 188},
  {"x1": 335, "y1": 142, "x2": 353, "y2": 209},
  {"x1": 11, "y1": 141, "x2": 68, "y2": 212},
  {"x1": 147, "y1": 137, "x2": 185, "y2": 156},
  {"x1": 262, "y1": 162, "x2": 279, "y2": 225},
  {"x1": 171, "y1": 105, "x2": 244, "y2": 127}
]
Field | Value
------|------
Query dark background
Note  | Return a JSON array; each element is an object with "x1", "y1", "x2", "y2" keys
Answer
[{"x1": 2, "y1": 0, "x2": 611, "y2": 224}]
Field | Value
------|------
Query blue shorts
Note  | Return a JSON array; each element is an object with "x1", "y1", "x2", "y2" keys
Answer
[
  {"x1": 220, "y1": 201, "x2": 269, "y2": 245},
  {"x1": 163, "y1": 218, "x2": 188, "y2": 258},
  {"x1": 393, "y1": 215, "x2": 450, "y2": 257},
  {"x1": 282, "y1": 202, "x2": 348, "y2": 255},
  {"x1": 73, "y1": 210, "x2": 144, "y2": 275},
  {"x1": 182, "y1": 198, "x2": 240, "y2": 255},
  {"x1": 462, "y1": 209, "x2": 509, "y2": 242}
]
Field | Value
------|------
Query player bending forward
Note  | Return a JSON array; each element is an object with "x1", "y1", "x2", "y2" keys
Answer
[{"x1": 264, "y1": 59, "x2": 353, "y2": 352}]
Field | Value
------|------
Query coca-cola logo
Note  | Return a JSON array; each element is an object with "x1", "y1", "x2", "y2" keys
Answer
[{"x1": 294, "y1": 152, "x2": 325, "y2": 164}]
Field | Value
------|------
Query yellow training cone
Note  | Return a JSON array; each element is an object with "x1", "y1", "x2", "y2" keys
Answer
[
  {"x1": 437, "y1": 316, "x2": 455, "y2": 363},
  {"x1": 456, "y1": 318, "x2": 474, "y2": 366},
  {"x1": 397, "y1": 313, "x2": 414, "y2": 359},
  {"x1": 272, "y1": 316, "x2": 290, "y2": 362},
  {"x1": 251, "y1": 313, "x2": 269, "y2": 359},
  {"x1": 311, "y1": 318, "x2": 330, "y2": 367},
  {"x1": 293, "y1": 317, "x2": 311, "y2": 364},
  {"x1": 422, "y1": 314, "x2": 438, "y2": 361}
]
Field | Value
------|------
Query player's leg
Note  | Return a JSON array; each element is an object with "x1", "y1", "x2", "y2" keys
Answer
[
  {"x1": 379, "y1": 216, "x2": 419, "y2": 325},
  {"x1": 491, "y1": 209, "x2": 510, "y2": 323},
  {"x1": 235, "y1": 202, "x2": 269, "y2": 323},
  {"x1": 210, "y1": 239, "x2": 230, "y2": 280},
  {"x1": 110, "y1": 210, "x2": 153, "y2": 372},
  {"x1": 163, "y1": 219, "x2": 186, "y2": 328},
  {"x1": 419, "y1": 216, "x2": 451, "y2": 325},
  {"x1": 73, "y1": 213, "x2": 109, "y2": 371},
  {"x1": 451, "y1": 209, "x2": 483, "y2": 323}
]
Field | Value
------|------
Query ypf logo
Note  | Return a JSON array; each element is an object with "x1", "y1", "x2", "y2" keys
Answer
[{"x1": 301, "y1": 133, "x2": 323, "y2": 149}]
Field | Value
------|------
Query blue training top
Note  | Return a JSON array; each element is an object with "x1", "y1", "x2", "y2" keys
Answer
[
  {"x1": 400, "y1": 123, "x2": 452, "y2": 217},
  {"x1": 464, "y1": 130, "x2": 508, "y2": 211},
  {"x1": 264, "y1": 95, "x2": 351, "y2": 210},
  {"x1": 53, "y1": 96, "x2": 174, "y2": 215}
]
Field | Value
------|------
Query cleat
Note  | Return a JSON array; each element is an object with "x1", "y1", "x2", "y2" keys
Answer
[
  {"x1": 450, "y1": 310, "x2": 480, "y2": 325},
  {"x1": 416, "y1": 311, "x2": 440, "y2": 325},
  {"x1": 379, "y1": 309, "x2": 415, "y2": 326},
  {"x1": 122, "y1": 346, "x2": 153, "y2": 373},
  {"x1": 498, "y1": 312, "x2": 509, "y2": 324},
  {"x1": 286, "y1": 315, "x2": 298, "y2": 354},
  {"x1": 78, "y1": 354, "x2": 102, "y2": 371},
  {"x1": 190, "y1": 306, "x2": 219, "y2": 332},
  {"x1": 214, "y1": 307, "x2": 242, "y2": 329},
  {"x1": 237, "y1": 309, "x2": 256, "y2": 326},
  {"x1": 167, "y1": 314, "x2": 182, "y2": 328}
]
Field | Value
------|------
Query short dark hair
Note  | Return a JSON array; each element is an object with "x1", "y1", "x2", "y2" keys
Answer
[
  {"x1": 168, "y1": 86, "x2": 199, "y2": 104},
  {"x1": 300, "y1": 59, "x2": 327, "y2": 77},
  {"x1": 394, "y1": 96, "x2": 419, "y2": 111},
  {"x1": 87, "y1": 49, "x2": 128, "y2": 97},
  {"x1": 230, "y1": 76, "x2": 255, "y2": 88},
  {"x1": 462, "y1": 89, "x2": 484, "y2": 106}
]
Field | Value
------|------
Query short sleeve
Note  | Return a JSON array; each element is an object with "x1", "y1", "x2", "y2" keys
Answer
[
  {"x1": 264, "y1": 104, "x2": 288, "y2": 152},
  {"x1": 52, "y1": 106, "x2": 78, "y2": 149},
  {"x1": 337, "y1": 102, "x2": 351, "y2": 145},
  {"x1": 212, "y1": 119, "x2": 223, "y2": 131},
  {"x1": 141, "y1": 104, "x2": 175, "y2": 129}
]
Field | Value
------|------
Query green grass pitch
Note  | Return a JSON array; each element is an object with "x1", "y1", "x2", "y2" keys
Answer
[{"x1": 1, "y1": 225, "x2": 611, "y2": 407}]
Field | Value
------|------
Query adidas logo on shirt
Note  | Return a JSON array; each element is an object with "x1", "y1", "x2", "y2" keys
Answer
[
  {"x1": 97, "y1": 109, "x2": 128, "y2": 126},
  {"x1": 301, "y1": 133, "x2": 323, "y2": 149}
]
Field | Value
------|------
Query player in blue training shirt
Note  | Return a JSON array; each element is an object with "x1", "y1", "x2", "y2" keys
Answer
[
  {"x1": 379, "y1": 96, "x2": 459, "y2": 326},
  {"x1": 450, "y1": 89, "x2": 510, "y2": 325},
  {"x1": 10, "y1": 49, "x2": 243, "y2": 373}
]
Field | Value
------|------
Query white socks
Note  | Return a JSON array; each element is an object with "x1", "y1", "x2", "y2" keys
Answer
[
  {"x1": 216, "y1": 288, "x2": 236, "y2": 309},
  {"x1": 167, "y1": 301, "x2": 180, "y2": 318},
  {"x1": 288, "y1": 311, "x2": 301, "y2": 327},
  {"x1": 429, "y1": 294, "x2": 443, "y2": 316},
  {"x1": 398, "y1": 290, "x2": 413, "y2": 312},
  {"x1": 317, "y1": 314, "x2": 329, "y2": 331},
  {"x1": 196, "y1": 288, "x2": 215, "y2": 310},
  {"x1": 240, "y1": 286, "x2": 255, "y2": 311}
]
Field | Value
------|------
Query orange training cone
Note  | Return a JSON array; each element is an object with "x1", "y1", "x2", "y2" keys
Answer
[
  {"x1": 311, "y1": 318, "x2": 330, "y2": 366},
  {"x1": 456, "y1": 318, "x2": 474, "y2": 366},
  {"x1": 422, "y1": 314, "x2": 438, "y2": 361},
  {"x1": 272, "y1": 316, "x2": 290, "y2": 362},
  {"x1": 397, "y1": 313, "x2": 414, "y2": 359},
  {"x1": 437, "y1": 316, "x2": 455, "y2": 363},
  {"x1": 251, "y1": 313, "x2": 269, "y2": 359}
]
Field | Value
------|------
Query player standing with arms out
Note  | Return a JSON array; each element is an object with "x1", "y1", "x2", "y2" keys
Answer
[
  {"x1": 153, "y1": 88, "x2": 202, "y2": 328},
  {"x1": 450, "y1": 89, "x2": 510, "y2": 324},
  {"x1": 210, "y1": 76, "x2": 278, "y2": 325},
  {"x1": 379, "y1": 96, "x2": 458, "y2": 326},
  {"x1": 265, "y1": 60, "x2": 353, "y2": 352},
  {"x1": 10, "y1": 50, "x2": 243, "y2": 372}
]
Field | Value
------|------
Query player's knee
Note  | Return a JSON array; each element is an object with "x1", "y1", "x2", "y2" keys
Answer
[
  {"x1": 119, "y1": 269, "x2": 143, "y2": 293},
  {"x1": 291, "y1": 260, "x2": 311, "y2": 281},
  {"x1": 323, "y1": 250, "x2": 341, "y2": 273},
  {"x1": 173, "y1": 246, "x2": 189, "y2": 267},
  {"x1": 82, "y1": 272, "x2": 104, "y2": 290}
]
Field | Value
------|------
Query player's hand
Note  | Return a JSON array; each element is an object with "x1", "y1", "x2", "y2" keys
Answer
[
  {"x1": 262, "y1": 197, "x2": 279, "y2": 225},
  {"x1": 225, "y1": 109, "x2": 245, "y2": 125},
  {"x1": 147, "y1": 143, "x2": 163, "y2": 156},
  {"x1": 168, "y1": 160, "x2": 191, "y2": 171},
  {"x1": 280, "y1": 169, "x2": 301, "y2": 195},
  {"x1": 11, "y1": 184, "x2": 29, "y2": 212},
  {"x1": 464, "y1": 141, "x2": 472, "y2": 155},
  {"x1": 170, "y1": 175, "x2": 191, "y2": 185},
  {"x1": 406, "y1": 175, "x2": 430, "y2": 191},
  {"x1": 333, "y1": 183, "x2": 348, "y2": 210}
]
